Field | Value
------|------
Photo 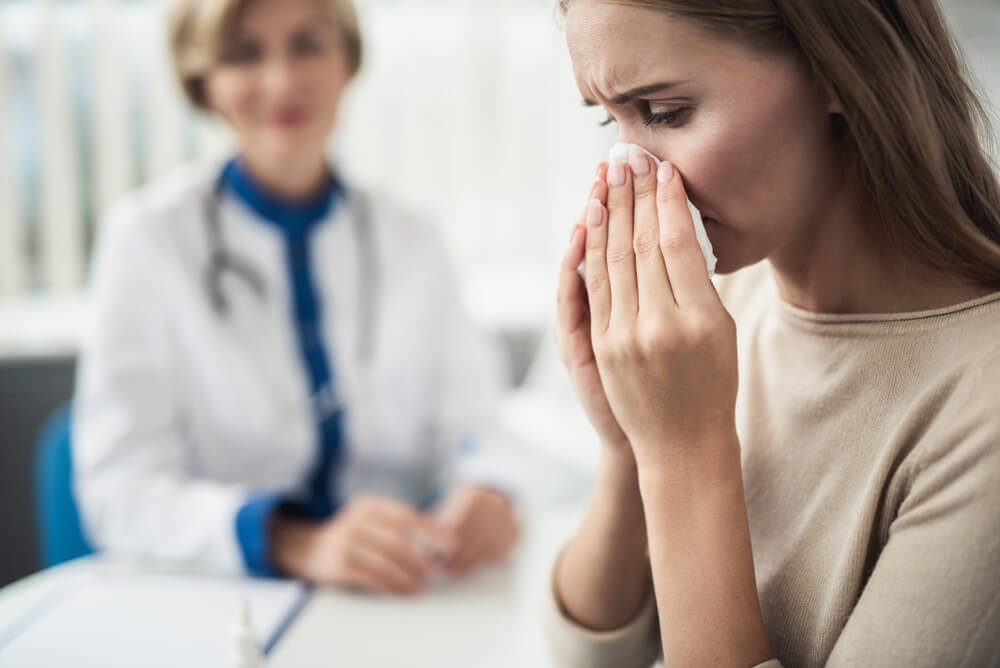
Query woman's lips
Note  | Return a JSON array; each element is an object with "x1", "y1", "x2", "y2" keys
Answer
[{"x1": 272, "y1": 109, "x2": 308, "y2": 128}]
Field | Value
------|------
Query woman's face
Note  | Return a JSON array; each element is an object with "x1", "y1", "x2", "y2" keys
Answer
[
  {"x1": 205, "y1": 0, "x2": 351, "y2": 165},
  {"x1": 566, "y1": 1, "x2": 846, "y2": 274}
]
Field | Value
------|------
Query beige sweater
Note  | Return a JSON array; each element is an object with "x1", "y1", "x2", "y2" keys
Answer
[{"x1": 546, "y1": 262, "x2": 1000, "y2": 668}]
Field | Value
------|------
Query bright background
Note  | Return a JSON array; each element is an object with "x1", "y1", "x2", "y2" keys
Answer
[
  {"x1": 0, "y1": 0, "x2": 998, "y2": 586},
  {"x1": 0, "y1": 0, "x2": 619, "y2": 355}
]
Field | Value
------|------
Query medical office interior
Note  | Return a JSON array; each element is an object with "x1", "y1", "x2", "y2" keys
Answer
[{"x1": 0, "y1": 0, "x2": 998, "y2": 665}]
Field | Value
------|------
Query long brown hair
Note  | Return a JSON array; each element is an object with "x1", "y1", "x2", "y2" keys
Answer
[{"x1": 560, "y1": 0, "x2": 1000, "y2": 288}]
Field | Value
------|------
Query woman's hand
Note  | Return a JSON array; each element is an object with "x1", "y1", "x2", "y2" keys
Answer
[
  {"x1": 271, "y1": 495, "x2": 457, "y2": 595},
  {"x1": 436, "y1": 485, "x2": 519, "y2": 574},
  {"x1": 584, "y1": 149, "x2": 739, "y2": 470},
  {"x1": 585, "y1": 151, "x2": 772, "y2": 666},
  {"x1": 557, "y1": 162, "x2": 632, "y2": 453}
]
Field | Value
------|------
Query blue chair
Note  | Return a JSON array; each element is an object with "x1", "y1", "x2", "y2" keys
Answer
[{"x1": 34, "y1": 404, "x2": 94, "y2": 567}]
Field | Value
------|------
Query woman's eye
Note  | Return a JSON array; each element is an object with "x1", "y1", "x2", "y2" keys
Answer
[
  {"x1": 292, "y1": 36, "x2": 325, "y2": 56},
  {"x1": 643, "y1": 107, "x2": 691, "y2": 127},
  {"x1": 292, "y1": 29, "x2": 335, "y2": 56},
  {"x1": 221, "y1": 42, "x2": 262, "y2": 65},
  {"x1": 596, "y1": 106, "x2": 691, "y2": 129}
]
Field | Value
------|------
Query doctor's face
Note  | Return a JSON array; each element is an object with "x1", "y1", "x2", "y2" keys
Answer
[
  {"x1": 204, "y1": 0, "x2": 351, "y2": 165},
  {"x1": 565, "y1": 0, "x2": 846, "y2": 274}
]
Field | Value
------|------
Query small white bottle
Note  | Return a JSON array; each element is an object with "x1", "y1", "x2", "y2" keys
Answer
[{"x1": 230, "y1": 596, "x2": 266, "y2": 668}]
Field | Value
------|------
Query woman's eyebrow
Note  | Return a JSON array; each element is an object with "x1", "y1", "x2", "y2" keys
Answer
[
  {"x1": 582, "y1": 81, "x2": 684, "y2": 107},
  {"x1": 291, "y1": 15, "x2": 337, "y2": 33}
]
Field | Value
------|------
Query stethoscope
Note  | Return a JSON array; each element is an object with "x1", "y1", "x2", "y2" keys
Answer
[{"x1": 201, "y1": 167, "x2": 380, "y2": 420}]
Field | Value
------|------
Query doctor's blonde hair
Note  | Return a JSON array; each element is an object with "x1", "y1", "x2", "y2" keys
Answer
[
  {"x1": 169, "y1": 0, "x2": 363, "y2": 111},
  {"x1": 559, "y1": 0, "x2": 1000, "y2": 288}
]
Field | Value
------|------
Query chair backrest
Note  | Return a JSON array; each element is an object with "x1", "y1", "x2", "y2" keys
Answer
[{"x1": 34, "y1": 404, "x2": 93, "y2": 567}]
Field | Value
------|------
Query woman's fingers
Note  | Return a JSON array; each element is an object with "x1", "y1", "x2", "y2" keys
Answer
[
  {"x1": 559, "y1": 163, "x2": 611, "y2": 350},
  {"x1": 628, "y1": 148, "x2": 673, "y2": 313},
  {"x1": 357, "y1": 523, "x2": 434, "y2": 582},
  {"x1": 349, "y1": 543, "x2": 424, "y2": 595},
  {"x1": 656, "y1": 162, "x2": 716, "y2": 308},
  {"x1": 450, "y1": 520, "x2": 501, "y2": 573},
  {"x1": 449, "y1": 497, "x2": 519, "y2": 573},
  {"x1": 339, "y1": 564, "x2": 396, "y2": 595},
  {"x1": 576, "y1": 164, "x2": 609, "y2": 230},
  {"x1": 605, "y1": 160, "x2": 639, "y2": 325},
  {"x1": 584, "y1": 199, "x2": 612, "y2": 333},
  {"x1": 557, "y1": 224, "x2": 588, "y2": 361},
  {"x1": 375, "y1": 499, "x2": 456, "y2": 557},
  {"x1": 451, "y1": 527, "x2": 491, "y2": 573},
  {"x1": 592, "y1": 162, "x2": 610, "y2": 207}
]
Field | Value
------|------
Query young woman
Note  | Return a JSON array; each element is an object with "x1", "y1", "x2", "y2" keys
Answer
[
  {"x1": 547, "y1": 1, "x2": 1000, "y2": 666},
  {"x1": 73, "y1": 0, "x2": 518, "y2": 595}
]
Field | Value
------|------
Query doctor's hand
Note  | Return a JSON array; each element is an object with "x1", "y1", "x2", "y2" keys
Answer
[
  {"x1": 270, "y1": 495, "x2": 457, "y2": 596},
  {"x1": 436, "y1": 485, "x2": 519, "y2": 574},
  {"x1": 584, "y1": 151, "x2": 738, "y2": 470},
  {"x1": 557, "y1": 162, "x2": 632, "y2": 455}
]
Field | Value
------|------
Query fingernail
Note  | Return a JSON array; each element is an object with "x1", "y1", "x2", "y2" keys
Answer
[
  {"x1": 586, "y1": 199, "x2": 603, "y2": 227},
  {"x1": 629, "y1": 148, "x2": 650, "y2": 177},
  {"x1": 608, "y1": 160, "x2": 626, "y2": 187},
  {"x1": 657, "y1": 160, "x2": 674, "y2": 183}
]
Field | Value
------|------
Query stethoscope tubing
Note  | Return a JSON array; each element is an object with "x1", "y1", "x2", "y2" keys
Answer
[{"x1": 201, "y1": 169, "x2": 379, "y2": 415}]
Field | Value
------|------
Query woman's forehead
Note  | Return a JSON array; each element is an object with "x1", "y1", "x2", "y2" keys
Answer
[
  {"x1": 567, "y1": 2, "x2": 795, "y2": 106},
  {"x1": 237, "y1": 0, "x2": 333, "y2": 36},
  {"x1": 567, "y1": 4, "x2": 712, "y2": 100}
]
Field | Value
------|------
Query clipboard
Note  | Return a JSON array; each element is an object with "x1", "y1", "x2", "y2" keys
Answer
[{"x1": 0, "y1": 570, "x2": 311, "y2": 667}]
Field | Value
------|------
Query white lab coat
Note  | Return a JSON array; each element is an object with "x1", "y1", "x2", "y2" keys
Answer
[{"x1": 73, "y1": 162, "x2": 509, "y2": 573}]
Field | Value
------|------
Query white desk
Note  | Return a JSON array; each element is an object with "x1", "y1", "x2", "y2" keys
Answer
[{"x1": 0, "y1": 504, "x2": 585, "y2": 667}]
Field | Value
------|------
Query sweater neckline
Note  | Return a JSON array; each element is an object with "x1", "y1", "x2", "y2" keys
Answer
[{"x1": 776, "y1": 289, "x2": 1000, "y2": 335}]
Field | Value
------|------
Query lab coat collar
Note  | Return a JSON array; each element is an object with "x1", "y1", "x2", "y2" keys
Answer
[{"x1": 221, "y1": 158, "x2": 344, "y2": 237}]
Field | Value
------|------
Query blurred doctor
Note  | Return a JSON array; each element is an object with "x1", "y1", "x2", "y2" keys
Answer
[{"x1": 73, "y1": 0, "x2": 518, "y2": 594}]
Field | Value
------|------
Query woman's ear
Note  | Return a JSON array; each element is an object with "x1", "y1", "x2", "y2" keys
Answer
[
  {"x1": 820, "y1": 80, "x2": 848, "y2": 136},
  {"x1": 824, "y1": 82, "x2": 845, "y2": 116},
  {"x1": 200, "y1": 75, "x2": 229, "y2": 123}
]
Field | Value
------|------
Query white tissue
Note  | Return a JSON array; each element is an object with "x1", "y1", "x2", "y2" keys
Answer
[{"x1": 608, "y1": 143, "x2": 717, "y2": 277}]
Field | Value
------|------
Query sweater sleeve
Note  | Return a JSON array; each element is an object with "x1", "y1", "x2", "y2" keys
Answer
[
  {"x1": 823, "y1": 357, "x2": 1000, "y2": 667},
  {"x1": 543, "y1": 385, "x2": 999, "y2": 668},
  {"x1": 544, "y1": 559, "x2": 662, "y2": 668},
  {"x1": 543, "y1": 554, "x2": 784, "y2": 668}
]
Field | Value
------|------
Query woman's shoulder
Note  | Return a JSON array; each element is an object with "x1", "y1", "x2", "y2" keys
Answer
[
  {"x1": 348, "y1": 185, "x2": 452, "y2": 267},
  {"x1": 934, "y1": 336, "x2": 1000, "y2": 444},
  {"x1": 102, "y1": 163, "x2": 217, "y2": 236},
  {"x1": 900, "y1": 337, "x2": 1000, "y2": 521},
  {"x1": 91, "y1": 164, "x2": 225, "y2": 277},
  {"x1": 353, "y1": 187, "x2": 437, "y2": 237}
]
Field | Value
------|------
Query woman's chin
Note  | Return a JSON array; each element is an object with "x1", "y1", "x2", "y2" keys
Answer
[
  {"x1": 253, "y1": 144, "x2": 325, "y2": 169},
  {"x1": 703, "y1": 223, "x2": 757, "y2": 276},
  {"x1": 712, "y1": 247, "x2": 766, "y2": 276},
  {"x1": 256, "y1": 129, "x2": 330, "y2": 160}
]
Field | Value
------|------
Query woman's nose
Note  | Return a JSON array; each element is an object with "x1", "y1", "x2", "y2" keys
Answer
[
  {"x1": 261, "y1": 58, "x2": 301, "y2": 96},
  {"x1": 617, "y1": 129, "x2": 636, "y2": 146},
  {"x1": 615, "y1": 132, "x2": 668, "y2": 164}
]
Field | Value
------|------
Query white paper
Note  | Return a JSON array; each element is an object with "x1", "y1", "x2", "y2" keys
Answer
[{"x1": 0, "y1": 572, "x2": 308, "y2": 667}]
